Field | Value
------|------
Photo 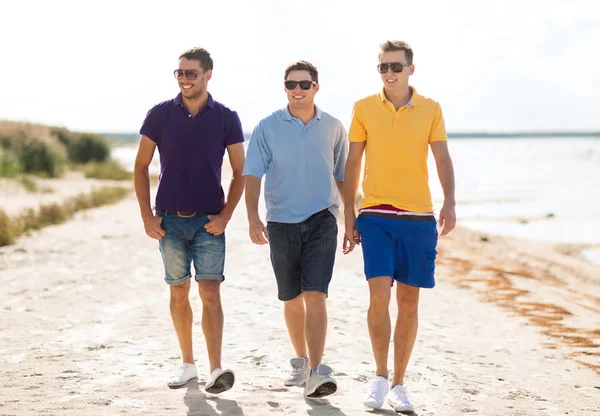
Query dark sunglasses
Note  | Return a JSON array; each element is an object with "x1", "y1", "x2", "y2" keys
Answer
[
  {"x1": 377, "y1": 62, "x2": 410, "y2": 74},
  {"x1": 284, "y1": 80, "x2": 316, "y2": 90},
  {"x1": 174, "y1": 69, "x2": 200, "y2": 80}
]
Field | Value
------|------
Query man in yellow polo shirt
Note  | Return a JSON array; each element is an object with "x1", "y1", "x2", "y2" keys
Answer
[{"x1": 343, "y1": 40, "x2": 456, "y2": 413}]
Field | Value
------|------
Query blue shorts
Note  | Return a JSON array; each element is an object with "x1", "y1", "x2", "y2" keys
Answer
[
  {"x1": 267, "y1": 209, "x2": 338, "y2": 301},
  {"x1": 355, "y1": 214, "x2": 438, "y2": 288},
  {"x1": 156, "y1": 209, "x2": 226, "y2": 286}
]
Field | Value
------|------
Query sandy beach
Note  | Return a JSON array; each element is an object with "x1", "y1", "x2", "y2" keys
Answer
[{"x1": 1, "y1": 170, "x2": 599, "y2": 416}]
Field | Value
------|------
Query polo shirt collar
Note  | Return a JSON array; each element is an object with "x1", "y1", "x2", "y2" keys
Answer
[
  {"x1": 283, "y1": 105, "x2": 323, "y2": 121},
  {"x1": 173, "y1": 92, "x2": 215, "y2": 109},
  {"x1": 379, "y1": 85, "x2": 421, "y2": 107}
]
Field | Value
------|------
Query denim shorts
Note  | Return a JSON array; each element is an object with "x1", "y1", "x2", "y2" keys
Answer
[
  {"x1": 155, "y1": 209, "x2": 226, "y2": 285},
  {"x1": 267, "y1": 209, "x2": 338, "y2": 301},
  {"x1": 355, "y1": 214, "x2": 438, "y2": 288}
]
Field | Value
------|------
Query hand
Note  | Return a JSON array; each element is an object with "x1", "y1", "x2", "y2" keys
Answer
[
  {"x1": 343, "y1": 211, "x2": 360, "y2": 254},
  {"x1": 438, "y1": 201, "x2": 456, "y2": 236},
  {"x1": 249, "y1": 217, "x2": 269, "y2": 245},
  {"x1": 144, "y1": 215, "x2": 166, "y2": 240},
  {"x1": 205, "y1": 214, "x2": 228, "y2": 236}
]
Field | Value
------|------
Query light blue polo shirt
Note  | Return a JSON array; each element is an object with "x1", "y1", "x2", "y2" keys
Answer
[{"x1": 243, "y1": 105, "x2": 348, "y2": 223}]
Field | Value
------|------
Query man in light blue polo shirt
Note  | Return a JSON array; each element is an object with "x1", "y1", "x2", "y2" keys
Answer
[{"x1": 243, "y1": 60, "x2": 348, "y2": 399}]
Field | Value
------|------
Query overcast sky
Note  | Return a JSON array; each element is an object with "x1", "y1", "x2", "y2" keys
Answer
[{"x1": 1, "y1": 0, "x2": 599, "y2": 134}]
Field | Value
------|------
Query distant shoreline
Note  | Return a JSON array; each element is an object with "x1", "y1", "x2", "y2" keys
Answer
[{"x1": 101, "y1": 131, "x2": 600, "y2": 143}]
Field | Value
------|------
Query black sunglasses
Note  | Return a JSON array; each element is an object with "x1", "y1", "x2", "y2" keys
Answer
[
  {"x1": 377, "y1": 62, "x2": 410, "y2": 74},
  {"x1": 284, "y1": 80, "x2": 316, "y2": 90},
  {"x1": 174, "y1": 69, "x2": 200, "y2": 80}
]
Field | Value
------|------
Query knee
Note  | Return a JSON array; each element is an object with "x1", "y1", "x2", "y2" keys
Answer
[
  {"x1": 199, "y1": 282, "x2": 221, "y2": 305},
  {"x1": 398, "y1": 296, "x2": 419, "y2": 316},
  {"x1": 369, "y1": 290, "x2": 391, "y2": 309},
  {"x1": 303, "y1": 291, "x2": 325, "y2": 306},
  {"x1": 170, "y1": 281, "x2": 190, "y2": 306}
]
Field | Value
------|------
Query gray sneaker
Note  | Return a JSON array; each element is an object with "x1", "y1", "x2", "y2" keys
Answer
[
  {"x1": 304, "y1": 364, "x2": 337, "y2": 398},
  {"x1": 283, "y1": 357, "x2": 309, "y2": 386}
]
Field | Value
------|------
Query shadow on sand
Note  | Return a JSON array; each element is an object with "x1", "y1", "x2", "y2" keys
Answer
[{"x1": 182, "y1": 379, "x2": 244, "y2": 416}]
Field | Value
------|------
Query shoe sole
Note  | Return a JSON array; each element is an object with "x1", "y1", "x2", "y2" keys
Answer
[
  {"x1": 205, "y1": 371, "x2": 235, "y2": 394},
  {"x1": 363, "y1": 400, "x2": 384, "y2": 409},
  {"x1": 168, "y1": 376, "x2": 197, "y2": 389},
  {"x1": 306, "y1": 381, "x2": 337, "y2": 398}
]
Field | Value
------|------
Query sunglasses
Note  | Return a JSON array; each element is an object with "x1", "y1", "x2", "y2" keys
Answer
[
  {"x1": 377, "y1": 62, "x2": 410, "y2": 74},
  {"x1": 174, "y1": 69, "x2": 201, "y2": 80},
  {"x1": 284, "y1": 80, "x2": 316, "y2": 90}
]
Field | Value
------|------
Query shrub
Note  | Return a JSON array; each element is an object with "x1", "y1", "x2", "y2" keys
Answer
[
  {"x1": 0, "y1": 121, "x2": 67, "y2": 177},
  {"x1": 68, "y1": 133, "x2": 110, "y2": 164},
  {"x1": 83, "y1": 160, "x2": 131, "y2": 180}
]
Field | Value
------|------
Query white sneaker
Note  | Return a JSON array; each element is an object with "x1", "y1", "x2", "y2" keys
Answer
[
  {"x1": 304, "y1": 364, "x2": 337, "y2": 398},
  {"x1": 284, "y1": 357, "x2": 310, "y2": 386},
  {"x1": 388, "y1": 384, "x2": 415, "y2": 413},
  {"x1": 167, "y1": 363, "x2": 197, "y2": 388},
  {"x1": 204, "y1": 368, "x2": 235, "y2": 394},
  {"x1": 363, "y1": 376, "x2": 389, "y2": 409}
]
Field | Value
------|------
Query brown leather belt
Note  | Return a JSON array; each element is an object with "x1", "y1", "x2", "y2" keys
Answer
[{"x1": 162, "y1": 210, "x2": 197, "y2": 217}]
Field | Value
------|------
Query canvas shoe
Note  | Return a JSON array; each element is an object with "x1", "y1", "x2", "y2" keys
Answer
[
  {"x1": 167, "y1": 363, "x2": 197, "y2": 388},
  {"x1": 363, "y1": 376, "x2": 389, "y2": 409},
  {"x1": 304, "y1": 364, "x2": 337, "y2": 398},
  {"x1": 284, "y1": 357, "x2": 310, "y2": 386},
  {"x1": 388, "y1": 384, "x2": 415, "y2": 413},
  {"x1": 205, "y1": 368, "x2": 235, "y2": 394}
]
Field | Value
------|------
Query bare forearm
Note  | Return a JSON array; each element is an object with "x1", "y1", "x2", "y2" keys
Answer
[
  {"x1": 336, "y1": 180, "x2": 344, "y2": 200},
  {"x1": 343, "y1": 160, "x2": 361, "y2": 214},
  {"x1": 220, "y1": 173, "x2": 245, "y2": 220},
  {"x1": 436, "y1": 160, "x2": 456, "y2": 204},
  {"x1": 245, "y1": 176, "x2": 262, "y2": 221},
  {"x1": 134, "y1": 167, "x2": 153, "y2": 220}
]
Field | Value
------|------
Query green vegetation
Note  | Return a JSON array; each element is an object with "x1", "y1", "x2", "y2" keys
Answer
[
  {"x1": 0, "y1": 185, "x2": 130, "y2": 247},
  {"x1": 18, "y1": 175, "x2": 53, "y2": 193},
  {"x1": 0, "y1": 120, "x2": 129, "y2": 179}
]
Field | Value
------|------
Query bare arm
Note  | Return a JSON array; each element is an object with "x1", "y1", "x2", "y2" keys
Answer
[
  {"x1": 430, "y1": 141, "x2": 456, "y2": 235},
  {"x1": 245, "y1": 175, "x2": 268, "y2": 244},
  {"x1": 336, "y1": 180, "x2": 344, "y2": 200},
  {"x1": 133, "y1": 136, "x2": 164, "y2": 239},
  {"x1": 342, "y1": 141, "x2": 366, "y2": 252},
  {"x1": 204, "y1": 142, "x2": 246, "y2": 235}
]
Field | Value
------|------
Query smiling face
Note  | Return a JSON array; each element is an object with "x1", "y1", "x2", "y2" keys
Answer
[
  {"x1": 176, "y1": 57, "x2": 212, "y2": 101},
  {"x1": 379, "y1": 50, "x2": 414, "y2": 93},
  {"x1": 285, "y1": 70, "x2": 319, "y2": 111}
]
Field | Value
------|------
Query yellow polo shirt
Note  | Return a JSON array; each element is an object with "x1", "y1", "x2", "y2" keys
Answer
[{"x1": 348, "y1": 86, "x2": 447, "y2": 212}]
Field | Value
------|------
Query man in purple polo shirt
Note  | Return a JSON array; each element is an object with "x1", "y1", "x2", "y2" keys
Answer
[{"x1": 133, "y1": 47, "x2": 246, "y2": 393}]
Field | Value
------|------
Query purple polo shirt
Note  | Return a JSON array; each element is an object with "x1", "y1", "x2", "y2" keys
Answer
[{"x1": 139, "y1": 92, "x2": 244, "y2": 213}]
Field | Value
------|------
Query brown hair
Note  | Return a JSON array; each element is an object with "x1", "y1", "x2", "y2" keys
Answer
[
  {"x1": 284, "y1": 60, "x2": 319, "y2": 83},
  {"x1": 379, "y1": 40, "x2": 413, "y2": 65},
  {"x1": 179, "y1": 47, "x2": 214, "y2": 71}
]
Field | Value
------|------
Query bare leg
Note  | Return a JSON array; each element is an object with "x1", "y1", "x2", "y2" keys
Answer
[
  {"x1": 367, "y1": 277, "x2": 393, "y2": 377},
  {"x1": 303, "y1": 291, "x2": 327, "y2": 367},
  {"x1": 392, "y1": 282, "x2": 420, "y2": 386},
  {"x1": 170, "y1": 280, "x2": 194, "y2": 364},
  {"x1": 198, "y1": 280, "x2": 223, "y2": 373},
  {"x1": 284, "y1": 294, "x2": 308, "y2": 358}
]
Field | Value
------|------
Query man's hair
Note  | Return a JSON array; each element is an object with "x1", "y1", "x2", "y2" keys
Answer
[
  {"x1": 284, "y1": 60, "x2": 319, "y2": 83},
  {"x1": 379, "y1": 40, "x2": 413, "y2": 65},
  {"x1": 179, "y1": 47, "x2": 214, "y2": 71}
]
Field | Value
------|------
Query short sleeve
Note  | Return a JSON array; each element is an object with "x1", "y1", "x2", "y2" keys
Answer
[
  {"x1": 139, "y1": 106, "x2": 161, "y2": 144},
  {"x1": 225, "y1": 111, "x2": 245, "y2": 146},
  {"x1": 242, "y1": 121, "x2": 271, "y2": 179},
  {"x1": 333, "y1": 123, "x2": 349, "y2": 181},
  {"x1": 429, "y1": 102, "x2": 448, "y2": 143},
  {"x1": 348, "y1": 102, "x2": 367, "y2": 143}
]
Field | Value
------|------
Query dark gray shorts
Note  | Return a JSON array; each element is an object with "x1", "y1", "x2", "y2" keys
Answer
[{"x1": 267, "y1": 209, "x2": 338, "y2": 301}]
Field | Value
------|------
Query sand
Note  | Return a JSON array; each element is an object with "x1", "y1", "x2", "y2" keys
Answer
[{"x1": 0, "y1": 171, "x2": 599, "y2": 416}]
